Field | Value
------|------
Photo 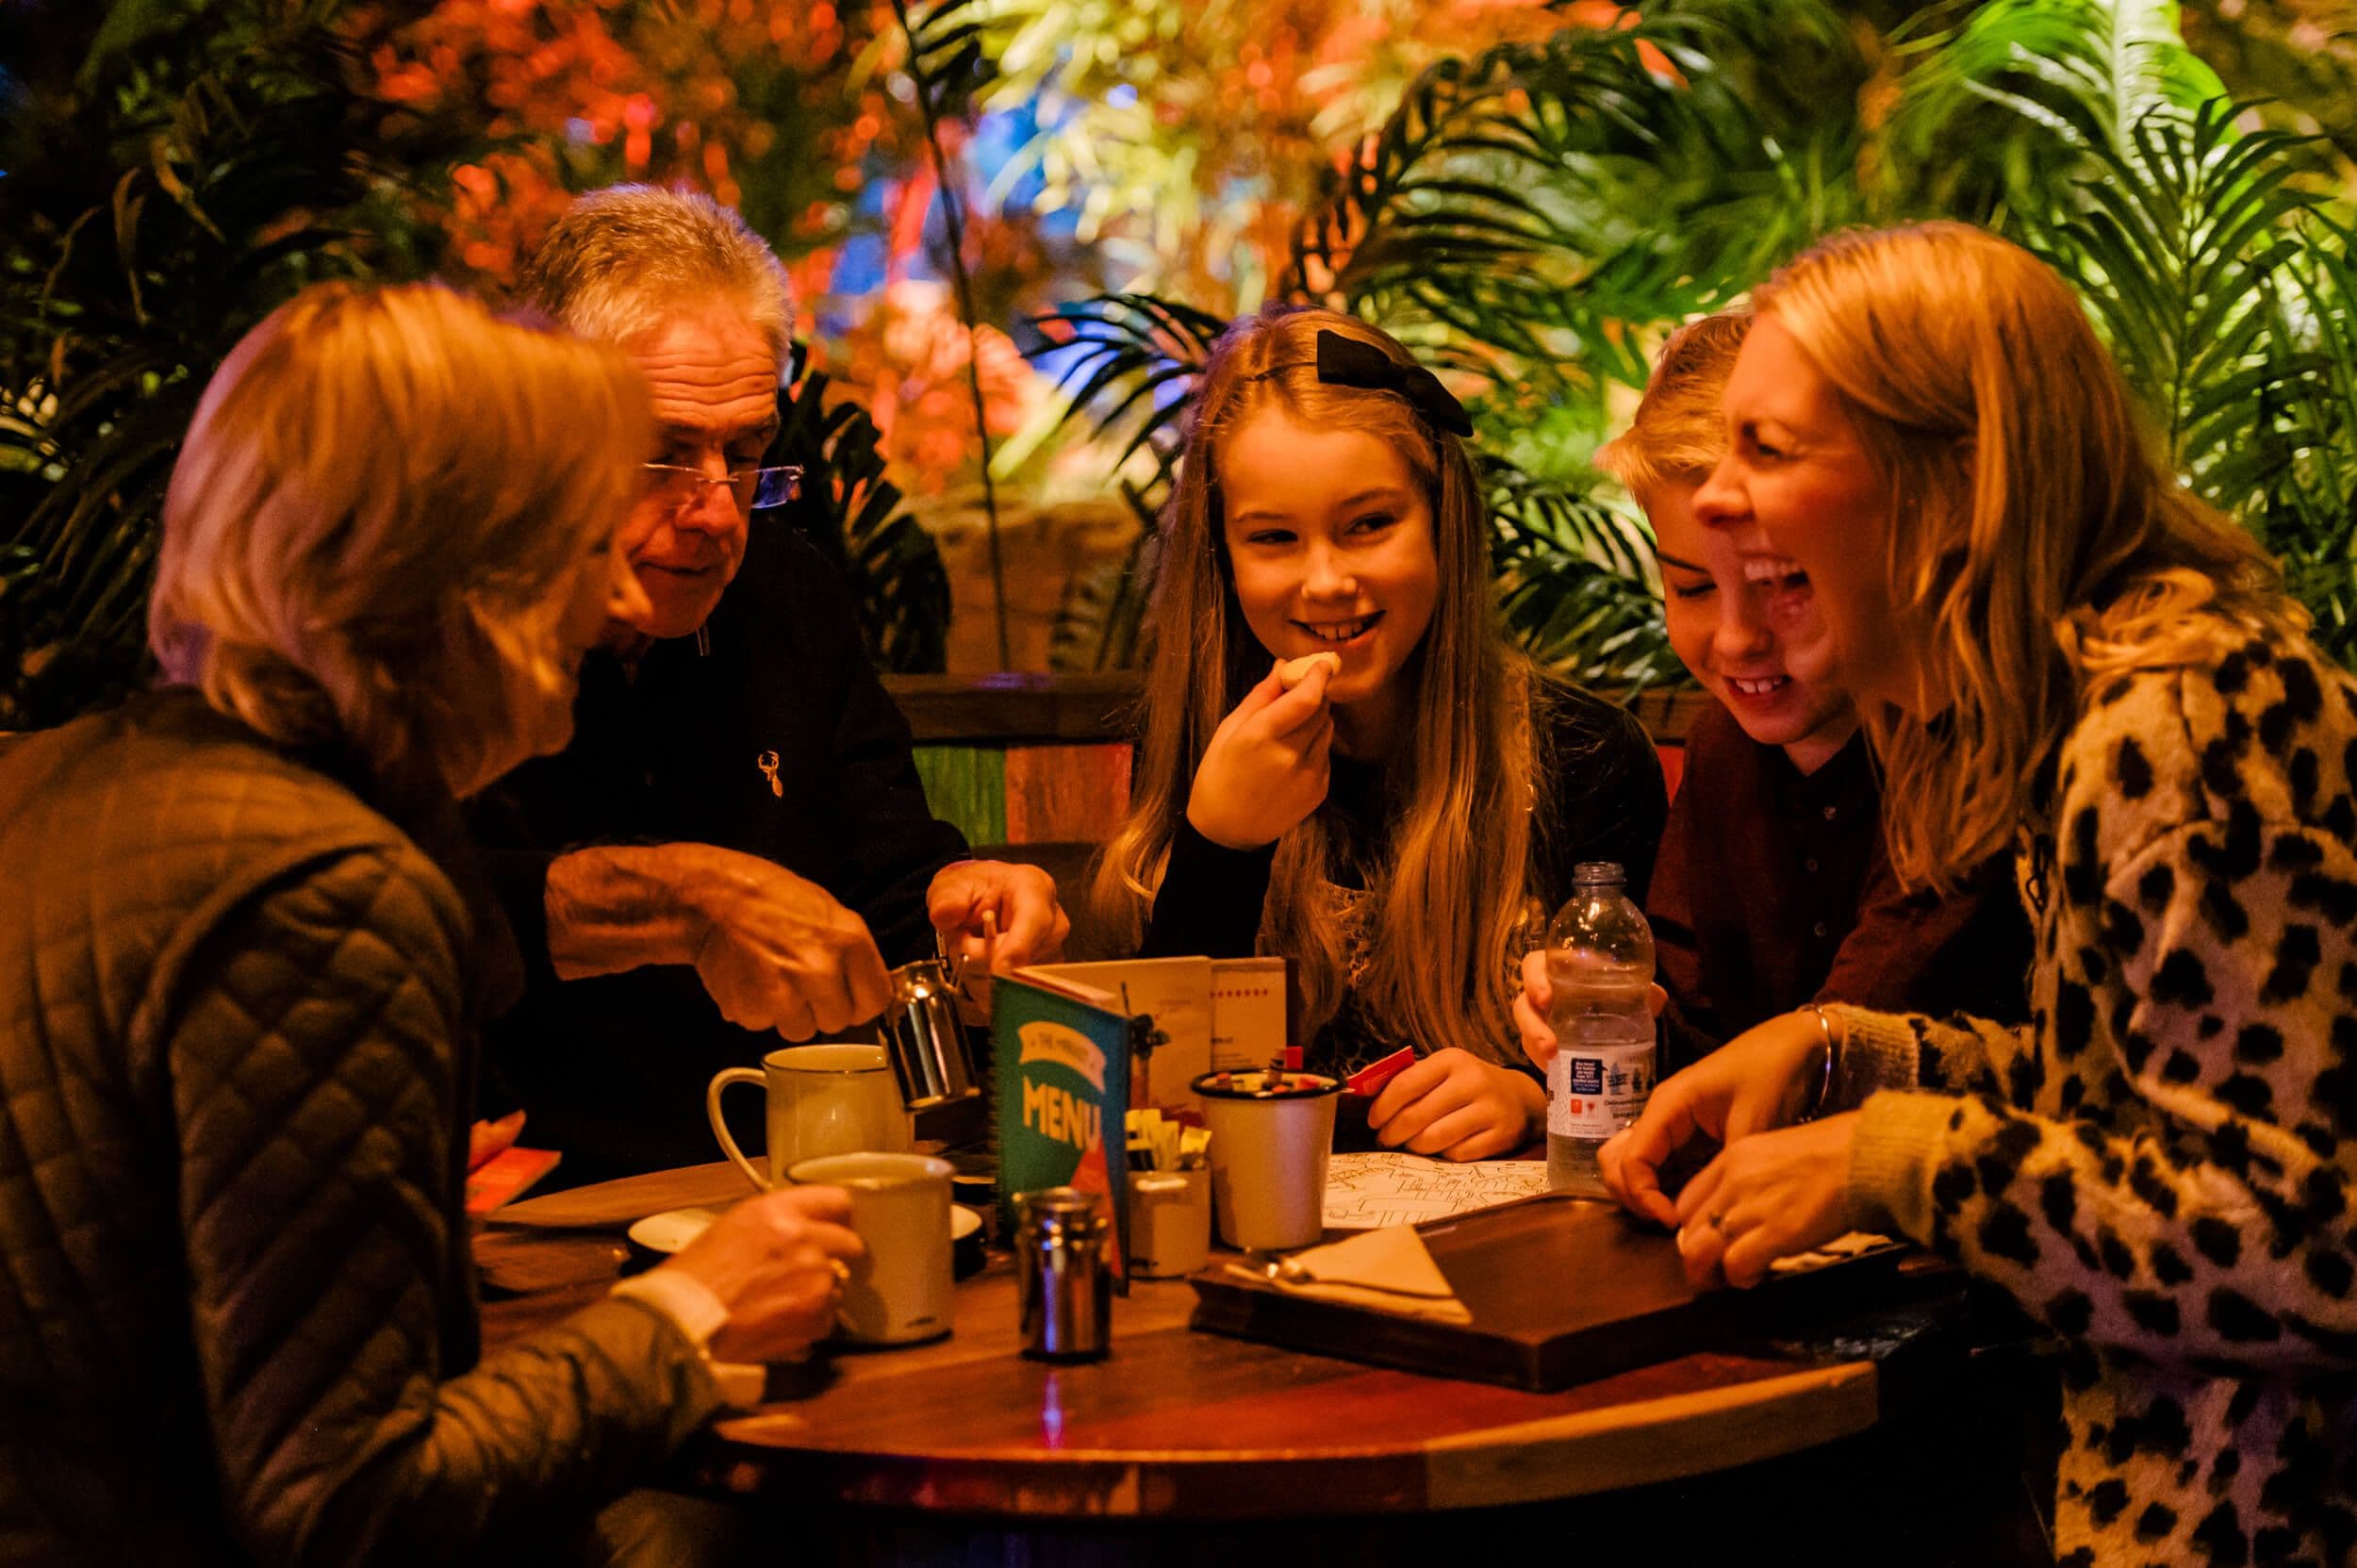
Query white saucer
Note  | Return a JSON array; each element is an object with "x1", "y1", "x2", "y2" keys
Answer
[
  {"x1": 626, "y1": 1204, "x2": 983, "y2": 1256},
  {"x1": 627, "y1": 1206, "x2": 721, "y2": 1254}
]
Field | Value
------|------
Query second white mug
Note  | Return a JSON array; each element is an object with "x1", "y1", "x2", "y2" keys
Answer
[
  {"x1": 787, "y1": 1151, "x2": 956, "y2": 1345},
  {"x1": 708, "y1": 1042, "x2": 913, "y2": 1190}
]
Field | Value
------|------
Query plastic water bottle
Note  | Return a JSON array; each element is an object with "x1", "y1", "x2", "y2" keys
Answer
[{"x1": 1544, "y1": 862, "x2": 1656, "y2": 1197}]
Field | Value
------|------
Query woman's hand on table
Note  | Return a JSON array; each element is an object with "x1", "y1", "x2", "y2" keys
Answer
[
  {"x1": 1367, "y1": 1048, "x2": 1541, "y2": 1161},
  {"x1": 1513, "y1": 949, "x2": 1667, "y2": 1070},
  {"x1": 667, "y1": 1185, "x2": 865, "y2": 1363},
  {"x1": 1184, "y1": 658, "x2": 1335, "y2": 850},
  {"x1": 1670, "y1": 1114, "x2": 1858, "y2": 1289},
  {"x1": 1598, "y1": 1009, "x2": 1832, "y2": 1229},
  {"x1": 928, "y1": 859, "x2": 1070, "y2": 970}
]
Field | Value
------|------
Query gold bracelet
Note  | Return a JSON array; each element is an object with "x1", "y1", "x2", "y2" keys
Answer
[{"x1": 1799, "y1": 1003, "x2": 1839, "y2": 1122}]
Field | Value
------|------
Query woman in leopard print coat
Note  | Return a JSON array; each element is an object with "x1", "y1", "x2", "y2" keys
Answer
[{"x1": 1599, "y1": 222, "x2": 2357, "y2": 1565}]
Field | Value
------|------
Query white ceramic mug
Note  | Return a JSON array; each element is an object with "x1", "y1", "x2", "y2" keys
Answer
[
  {"x1": 786, "y1": 1152, "x2": 955, "y2": 1345},
  {"x1": 708, "y1": 1043, "x2": 913, "y2": 1190},
  {"x1": 1193, "y1": 1073, "x2": 1341, "y2": 1251}
]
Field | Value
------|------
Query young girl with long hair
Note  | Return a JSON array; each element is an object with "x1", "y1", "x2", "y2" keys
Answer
[
  {"x1": 1096, "y1": 305, "x2": 1666, "y2": 1161},
  {"x1": 1601, "y1": 223, "x2": 2356, "y2": 1563},
  {"x1": 1516, "y1": 310, "x2": 2028, "y2": 1073}
]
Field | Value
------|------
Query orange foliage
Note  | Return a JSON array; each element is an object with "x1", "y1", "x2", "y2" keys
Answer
[
  {"x1": 351, "y1": 0, "x2": 904, "y2": 290},
  {"x1": 348, "y1": 0, "x2": 1626, "y2": 487},
  {"x1": 995, "y1": 0, "x2": 1617, "y2": 305},
  {"x1": 825, "y1": 280, "x2": 1048, "y2": 491}
]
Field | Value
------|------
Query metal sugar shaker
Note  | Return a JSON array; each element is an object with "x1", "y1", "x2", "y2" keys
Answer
[{"x1": 1014, "y1": 1187, "x2": 1113, "y2": 1362}]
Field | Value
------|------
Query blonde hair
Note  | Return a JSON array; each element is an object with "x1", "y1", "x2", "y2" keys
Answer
[
  {"x1": 1595, "y1": 309, "x2": 1753, "y2": 499},
  {"x1": 1754, "y1": 222, "x2": 2292, "y2": 889},
  {"x1": 1092, "y1": 305, "x2": 1554, "y2": 1059},
  {"x1": 519, "y1": 184, "x2": 795, "y2": 366},
  {"x1": 149, "y1": 282, "x2": 652, "y2": 794}
]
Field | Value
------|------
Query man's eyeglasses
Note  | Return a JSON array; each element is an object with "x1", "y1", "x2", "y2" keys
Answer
[{"x1": 641, "y1": 462, "x2": 804, "y2": 510}]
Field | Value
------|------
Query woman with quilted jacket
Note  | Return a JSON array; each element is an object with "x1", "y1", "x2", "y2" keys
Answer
[
  {"x1": 0, "y1": 282, "x2": 860, "y2": 1565},
  {"x1": 1600, "y1": 222, "x2": 2357, "y2": 1564}
]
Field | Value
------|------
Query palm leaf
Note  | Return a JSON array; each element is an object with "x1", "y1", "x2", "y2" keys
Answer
[
  {"x1": 2054, "y1": 101, "x2": 2319, "y2": 486},
  {"x1": 772, "y1": 342, "x2": 950, "y2": 674},
  {"x1": 1483, "y1": 455, "x2": 1676, "y2": 689},
  {"x1": 1048, "y1": 510, "x2": 1160, "y2": 675},
  {"x1": 1886, "y1": 0, "x2": 2227, "y2": 229},
  {"x1": 2233, "y1": 216, "x2": 2357, "y2": 665},
  {"x1": 1029, "y1": 291, "x2": 1227, "y2": 495},
  {"x1": 0, "y1": 0, "x2": 476, "y2": 726}
]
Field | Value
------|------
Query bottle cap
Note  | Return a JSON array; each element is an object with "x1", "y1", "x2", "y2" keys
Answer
[{"x1": 1573, "y1": 861, "x2": 1626, "y2": 886}]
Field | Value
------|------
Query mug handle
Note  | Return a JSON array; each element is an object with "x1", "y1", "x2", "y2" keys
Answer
[{"x1": 707, "y1": 1067, "x2": 773, "y2": 1192}]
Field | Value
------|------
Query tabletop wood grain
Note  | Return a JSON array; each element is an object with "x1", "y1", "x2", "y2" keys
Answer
[{"x1": 474, "y1": 1164, "x2": 1887, "y2": 1520}]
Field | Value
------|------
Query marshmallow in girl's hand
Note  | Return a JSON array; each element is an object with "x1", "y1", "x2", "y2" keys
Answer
[{"x1": 1277, "y1": 652, "x2": 1343, "y2": 690}]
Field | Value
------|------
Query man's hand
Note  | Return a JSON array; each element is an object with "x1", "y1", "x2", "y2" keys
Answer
[
  {"x1": 1670, "y1": 1114, "x2": 1858, "y2": 1289},
  {"x1": 1366, "y1": 1048, "x2": 1542, "y2": 1162},
  {"x1": 665, "y1": 1185, "x2": 865, "y2": 1362},
  {"x1": 928, "y1": 860, "x2": 1069, "y2": 970},
  {"x1": 545, "y1": 843, "x2": 893, "y2": 1039},
  {"x1": 688, "y1": 853, "x2": 893, "y2": 1039},
  {"x1": 1184, "y1": 659, "x2": 1335, "y2": 850}
]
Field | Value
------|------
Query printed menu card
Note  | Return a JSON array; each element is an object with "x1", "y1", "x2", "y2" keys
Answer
[
  {"x1": 1018, "y1": 955, "x2": 1287, "y2": 1109},
  {"x1": 992, "y1": 968, "x2": 1134, "y2": 1278}
]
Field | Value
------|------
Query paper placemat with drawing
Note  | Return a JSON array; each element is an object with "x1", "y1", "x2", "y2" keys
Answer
[{"x1": 1321, "y1": 1151, "x2": 1554, "y2": 1229}]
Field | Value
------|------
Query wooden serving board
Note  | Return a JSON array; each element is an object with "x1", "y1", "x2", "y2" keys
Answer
[{"x1": 1186, "y1": 1193, "x2": 1937, "y2": 1392}]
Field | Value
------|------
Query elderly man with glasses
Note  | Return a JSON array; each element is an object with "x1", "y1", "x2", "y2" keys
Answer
[{"x1": 469, "y1": 185, "x2": 1068, "y2": 1185}]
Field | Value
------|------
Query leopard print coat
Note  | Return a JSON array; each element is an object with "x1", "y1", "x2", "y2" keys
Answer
[{"x1": 1831, "y1": 617, "x2": 2357, "y2": 1567}]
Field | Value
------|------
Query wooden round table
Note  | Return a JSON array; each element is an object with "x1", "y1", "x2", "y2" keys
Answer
[
  {"x1": 475, "y1": 1163, "x2": 2028, "y2": 1563},
  {"x1": 685, "y1": 1262, "x2": 1880, "y2": 1519}
]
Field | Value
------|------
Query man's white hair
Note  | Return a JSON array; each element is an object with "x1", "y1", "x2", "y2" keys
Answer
[{"x1": 518, "y1": 184, "x2": 795, "y2": 369}]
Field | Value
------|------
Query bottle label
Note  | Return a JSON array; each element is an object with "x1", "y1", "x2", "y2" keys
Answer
[{"x1": 1548, "y1": 1044, "x2": 1655, "y2": 1139}]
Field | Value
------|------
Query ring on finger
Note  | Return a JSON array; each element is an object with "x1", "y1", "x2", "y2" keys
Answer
[{"x1": 827, "y1": 1259, "x2": 850, "y2": 1289}]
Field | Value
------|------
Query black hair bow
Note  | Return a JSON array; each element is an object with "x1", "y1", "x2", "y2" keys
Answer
[{"x1": 1313, "y1": 329, "x2": 1474, "y2": 437}]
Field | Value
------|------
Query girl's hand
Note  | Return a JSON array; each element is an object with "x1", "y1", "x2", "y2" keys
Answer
[
  {"x1": 1514, "y1": 949, "x2": 1668, "y2": 1071},
  {"x1": 1597, "y1": 1009, "x2": 1829, "y2": 1228},
  {"x1": 1185, "y1": 658, "x2": 1337, "y2": 850},
  {"x1": 1513, "y1": 949, "x2": 1558, "y2": 1068},
  {"x1": 1670, "y1": 1114, "x2": 1858, "y2": 1289},
  {"x1": 1367, "y1": 1048, "x2": 1541, "y2": 1162}
]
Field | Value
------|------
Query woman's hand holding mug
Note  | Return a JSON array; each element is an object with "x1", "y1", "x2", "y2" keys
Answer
[
  {"x1": 1185, "y1": 656, "x2": 1339, "y2": 850},
  {"x1": 666, "y1": 1184, "x2": 866, "y2": 1363}
]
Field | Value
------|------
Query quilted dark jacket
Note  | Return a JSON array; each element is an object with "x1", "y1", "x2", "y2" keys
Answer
[{"x1": 0, "y1": 690, "x2": 721, "y2": 1566}]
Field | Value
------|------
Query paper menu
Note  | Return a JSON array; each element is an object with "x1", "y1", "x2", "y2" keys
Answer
[
  {"x1": 1015, "y1": 955, "x2": 1287, "y2": 1110},
  {"x1": 991, "y1": 971, "x2": 1131, "y2": 1279},
  {"x1": 1208, "y1": 956, "x2": 1286, "y2": 1070}
]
